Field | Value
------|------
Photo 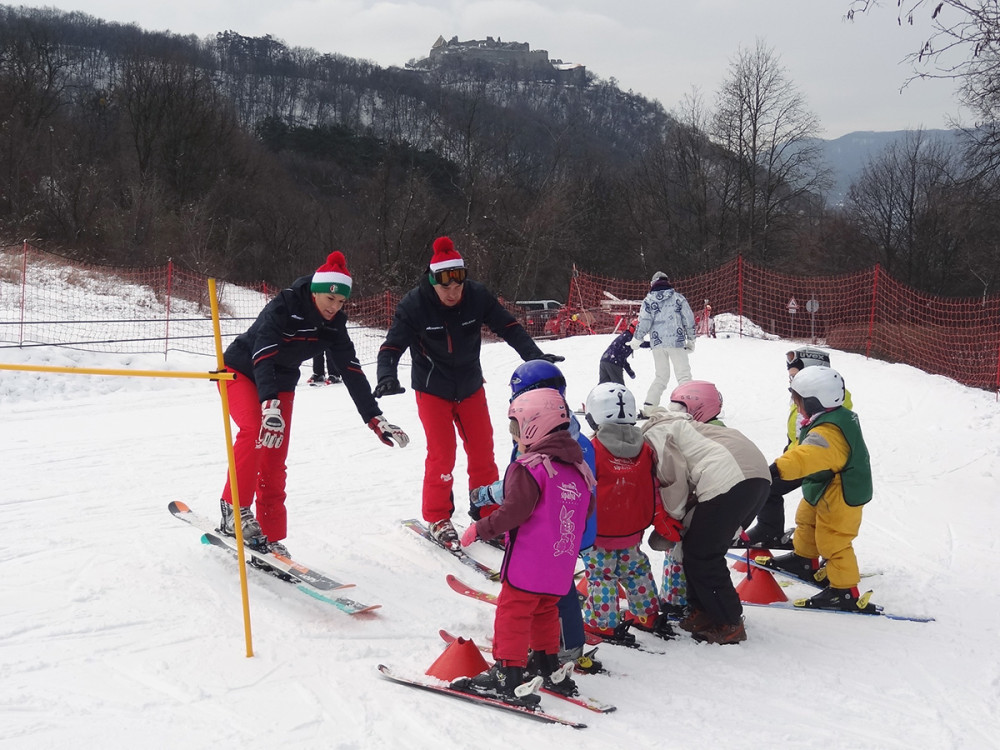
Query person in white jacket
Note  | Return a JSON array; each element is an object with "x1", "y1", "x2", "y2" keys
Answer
[
  {"x1": 629, "y1": 272, "x2": 696, "y2": 417},
  {"x1": 641, "y1": 381, "x2": 770, "y2": 645}
]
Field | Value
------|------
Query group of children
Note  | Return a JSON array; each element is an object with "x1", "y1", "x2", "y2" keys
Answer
[{"x1": 454, "y1": 343, "x2": 872, "y2": 705}]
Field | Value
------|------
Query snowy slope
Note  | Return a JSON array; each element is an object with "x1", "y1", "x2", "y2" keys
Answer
[{"x1": 2, "y1": 314, "x2": 999, "y2": 748}]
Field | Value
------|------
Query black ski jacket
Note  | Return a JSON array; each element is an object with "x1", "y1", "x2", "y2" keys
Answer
[
  {"x1": 377, "y1": 278, "x2": 543, "y2": 401},
  {"x1": 224, "y1": 275, "x2": 381, "y2": 422}
]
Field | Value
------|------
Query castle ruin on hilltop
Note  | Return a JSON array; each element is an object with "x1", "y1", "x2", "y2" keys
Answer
[{"x1": 410, "y1": 36, "x2": 587, "y2": 85}]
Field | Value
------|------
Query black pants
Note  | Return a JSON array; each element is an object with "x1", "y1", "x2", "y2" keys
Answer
[
  {"x1": 684, "y1": 478, "x2": 770, "y2": 626},
  {"x1": 751, "y1": 475, "x2": 802, "y2": 538},
  {"x1": 598, "y1": 361, "x2": 625, "y2": 384},
  {"x1": 312, "y1": 350, "x2": 339, "y2": 379}
]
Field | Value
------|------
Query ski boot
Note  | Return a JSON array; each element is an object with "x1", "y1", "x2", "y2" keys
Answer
[
  {"x1": 526, "y1": 652, "x2": 578, "y2": 697},
  {"x1": 452, "y1": 663, "x2": 541, "y2": 707},
  {"x1": 761, "y1": 552, "x2": 825, "y2": 586},
  {"x1": 219, "y1": 499, "x2": 268, "y2": 551},
  {"x1": 795, "y1": 585, "x2": 876, "y2": 612}
]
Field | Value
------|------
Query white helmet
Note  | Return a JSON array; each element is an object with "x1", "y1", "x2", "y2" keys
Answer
[
  {"x1": 584, "y1": 383, "x2": 637, "y2": 430},
  {"x1": 790, "y1": 366, "x2": 845, "y2": 416}
]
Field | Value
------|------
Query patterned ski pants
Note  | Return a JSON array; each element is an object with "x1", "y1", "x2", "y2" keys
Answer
[{"x1": 580, "y1": 544, "x2": 659, "y2": 629}]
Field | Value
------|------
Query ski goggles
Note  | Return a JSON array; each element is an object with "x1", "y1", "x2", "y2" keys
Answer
[{"x1": 428, "y1": 267, "x2": 467, "y2": 287}]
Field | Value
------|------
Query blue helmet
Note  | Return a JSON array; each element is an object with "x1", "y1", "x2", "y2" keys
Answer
[{"x1": 509, "y1": 359, "x2": 567, "y2": 397}]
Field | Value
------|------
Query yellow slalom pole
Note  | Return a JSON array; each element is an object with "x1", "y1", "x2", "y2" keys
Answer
[
  {"x1": 0, "y1": 363, "x2": 235, "y2": 380},
  {"x1": 208, "y1": 278, "x2": 255, "y2": 657}
]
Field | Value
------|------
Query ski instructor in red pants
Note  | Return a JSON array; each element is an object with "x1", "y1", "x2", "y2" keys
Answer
[{"x1": 375, "y1": 237, "x2": 563, "y2": 552}]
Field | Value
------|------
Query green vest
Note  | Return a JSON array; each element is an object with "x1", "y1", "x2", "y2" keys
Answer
[{"x1": 800, "y1": 408, "x2": 873, "y2": 507}]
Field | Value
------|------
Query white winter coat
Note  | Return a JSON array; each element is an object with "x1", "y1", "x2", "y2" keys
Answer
[
  {"x1": 633, "y1": 287, "x2": 696, "y2": 349},
  {"x1": 640, "y1": 408, "x2": 770, "y2": 522}
]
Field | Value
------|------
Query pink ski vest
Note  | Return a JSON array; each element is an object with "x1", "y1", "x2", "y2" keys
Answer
[{"x1": 502, "y1": 458, "x2": 591, "y2": 595}]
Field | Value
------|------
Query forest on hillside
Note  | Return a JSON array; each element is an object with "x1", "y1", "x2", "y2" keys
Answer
[{"x1": 2, "y1": 5, "x2": 999, "y2": 299}]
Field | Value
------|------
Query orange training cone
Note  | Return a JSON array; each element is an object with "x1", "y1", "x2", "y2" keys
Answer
[
  {"x1": 425, "y1": 636, "x2": 490, "y2": 681},
  {"x1": 736, "y1": 565, "x2": 788, "y2": 605}
]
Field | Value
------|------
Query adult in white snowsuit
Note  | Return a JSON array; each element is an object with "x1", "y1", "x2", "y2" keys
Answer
[{"x1": 629, "y1": 272, "x2": 696, "y2": 415}]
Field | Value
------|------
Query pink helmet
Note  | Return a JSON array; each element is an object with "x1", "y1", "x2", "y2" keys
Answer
[
  {"x1": 507, "y1": 388, "x2": 570, "y2": 447},
  {"x1": 669, "y1": 380, "x2": 723, "y2": 423}
]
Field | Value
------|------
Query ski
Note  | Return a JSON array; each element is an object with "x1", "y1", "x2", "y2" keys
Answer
[
  {"x1": 436, "y1": 631, "x2": 616, "y2": 714},
  {"x1": 169, "y1": 501, "x2": 379, "y2": 615},
  {"x1": 727, "y1": 552, "x2": 933, "y2": 622},
  {"x1": 741, "y1": 599, "x2": 935, "y2": 623},
  {"x1": 376, "y1": 665, "x2": 587, "y2": 729},
  {"x1": 726, "y1": 551, "x2": 880, "y2": 589},
  {"x1": 402, "y1": 518, "x2": 500, "y2": 581}
]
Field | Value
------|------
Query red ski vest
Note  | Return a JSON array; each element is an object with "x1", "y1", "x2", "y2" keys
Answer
[{"x1": 592, "y1": 438, "x2": 656, "y2": 538}]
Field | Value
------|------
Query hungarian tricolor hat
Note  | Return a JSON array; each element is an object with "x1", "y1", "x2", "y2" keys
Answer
[{"x1": 311, "y1": 251, "x2": 352, "y2": 298}]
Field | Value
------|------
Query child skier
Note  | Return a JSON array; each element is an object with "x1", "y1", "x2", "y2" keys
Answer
[
  {"x1": 469, "y1": 359, "x2": 602, "y2": 675},
  {"x1": 597, "y1": 319, "x2": 643, "y2": 385},
  {"x1": 453, "y1": 388, "x2": 595, "y2": 704},
  {"x1": 762, "y1": 366, "x2": 873, "y2": 610},
  {"x1": 580, "y1": 382, "x2": 662, "y2": 644}
]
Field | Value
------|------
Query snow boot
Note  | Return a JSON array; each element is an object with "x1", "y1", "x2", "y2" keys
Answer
[
  {"x1": 678, "y1": 607, "x2": 714, "y2": 634},
  {"x1": 692, "y1": 619, "x2": 747, "y2": 645}
]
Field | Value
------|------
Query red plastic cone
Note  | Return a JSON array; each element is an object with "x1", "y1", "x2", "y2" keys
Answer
[
  {"x1": 736, "y1": 566, "x2": 788, "y2": 604},
  {"x1": 425, "y1": 636, "x2": 490, "y2": 681}
]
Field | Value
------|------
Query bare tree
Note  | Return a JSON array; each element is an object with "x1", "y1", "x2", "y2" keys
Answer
[{"x1": 710, "y1": 40, "x2": 831, "y2": 264}]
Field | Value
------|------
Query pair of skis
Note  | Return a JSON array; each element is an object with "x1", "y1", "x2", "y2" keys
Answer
[
  {"x1": 169, "y1": 501, "x2": 379, "y2": 615},
  {"x1": 726, "y1": 551, "x2": 934, "y2": 623}
]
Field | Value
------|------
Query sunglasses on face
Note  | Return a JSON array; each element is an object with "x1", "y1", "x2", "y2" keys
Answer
[{"x1": 429, "y1": 267, "x2": 467, "y2": 287}]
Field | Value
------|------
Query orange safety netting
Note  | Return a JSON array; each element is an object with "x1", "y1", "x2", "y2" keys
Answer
[{"x1": 3, "y1": 242, "x2": 999, "y2": 392}]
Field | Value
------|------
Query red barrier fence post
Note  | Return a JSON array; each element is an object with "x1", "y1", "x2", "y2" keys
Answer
[
  {"x1": 164, "y1": 260, "x2": 174, "y2": 360},
  {"x1": 737, "y1": 255, "x2": 744, "y2": 339},
  {"x1": 18, "y1": 239, "x2": 28, "y2": 347},
  {"x1": 866, "y1": 264, "x2": 880, "y2": 360}
]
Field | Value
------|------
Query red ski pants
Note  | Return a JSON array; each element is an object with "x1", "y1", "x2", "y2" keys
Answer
[
  {"x1": 415, "y1": 387, "x2": 498, "y2": 524},
  {"x1": 492, "y1": 583, "x2": 561, "y2": 667},
  {"x1": 218, "y1": 369, "x2": 294, "y2": 541}
]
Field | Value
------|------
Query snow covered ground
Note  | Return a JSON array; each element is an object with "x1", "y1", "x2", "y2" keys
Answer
[{"x1": 3, "y1": 299, "x2": 1000, "y2": 748}]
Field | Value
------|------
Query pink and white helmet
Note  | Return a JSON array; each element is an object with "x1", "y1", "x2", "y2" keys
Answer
[
  {"x1": 508, "y1": 388, "x2": 570, "y2": 447},
  {"x1": 669, "y1": 380, "x2": 723, "y2": 423}
]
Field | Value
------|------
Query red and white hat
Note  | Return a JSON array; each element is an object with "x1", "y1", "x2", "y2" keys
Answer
[
  {"x1": 311, "y1": 251, "x2": 352, "y2": 298},
  {"x1": 429, "y1": 236, "x2": 464, "y2": 273}
]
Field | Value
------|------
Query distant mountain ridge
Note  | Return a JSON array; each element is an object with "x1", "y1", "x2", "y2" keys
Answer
[{"x1": 817, "y1": 129, "x2": 964, "y2": 206}]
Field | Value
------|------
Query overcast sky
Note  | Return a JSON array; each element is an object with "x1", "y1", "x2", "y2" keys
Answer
[{"x1": 29, "y1": 0, "x2": 966, "y2": 139}]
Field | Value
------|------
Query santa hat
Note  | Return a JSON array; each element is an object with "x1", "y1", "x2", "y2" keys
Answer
[
  {"x1": 311, "y1": 251, "x2": 352, "y2": 298},
  {"x1": 429, "y1": 236, "x2": 465, "y2": 272}
]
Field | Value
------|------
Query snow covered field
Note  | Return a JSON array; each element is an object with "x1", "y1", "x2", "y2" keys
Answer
[{"x1": 3, "y1": 300, "x2": 999, "y2": 748}]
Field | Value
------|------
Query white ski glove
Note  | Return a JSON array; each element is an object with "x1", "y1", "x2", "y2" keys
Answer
[
  {"x1": 258, "y1": 399, "x2": 285, "y2": 449},
  {"x1": 628, "y1": 337, "x2": 643, "y2": 351},
  {"x1": 684, "y1": 339, "x2": 696, "y2": 353},
  {"x1": 368, "y1": 416, "x2": 410, "y2": 448}
]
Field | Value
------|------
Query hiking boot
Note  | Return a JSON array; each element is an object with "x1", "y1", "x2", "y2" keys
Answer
[
  {"x1": 526, "y1": 652, "x2": 578, "y2": 697},
  {"x1": 762, "y1": 552, "x2": 823, "y2": 585},
  {"x1": 454, "y1": 663, "x2": 541, "y2": 707},
  {"x1": 428, "y1": 518, "x2": 462, "y2": 552},
  {"x1": 584, "y1": 621, "x2": 636, "y2": 647},
  {"x1": 678, "y1": 608, "x2": 714, "y2": 634},
  {"x1": 796, "y1": 585, "x2": 867, "y2": 611},
  {"x1": 692, "y1": 619, "x2": 747, "y2": 645},
  {"x1": 219, "y1": 500, "x2": 268, "y2": 548}
]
